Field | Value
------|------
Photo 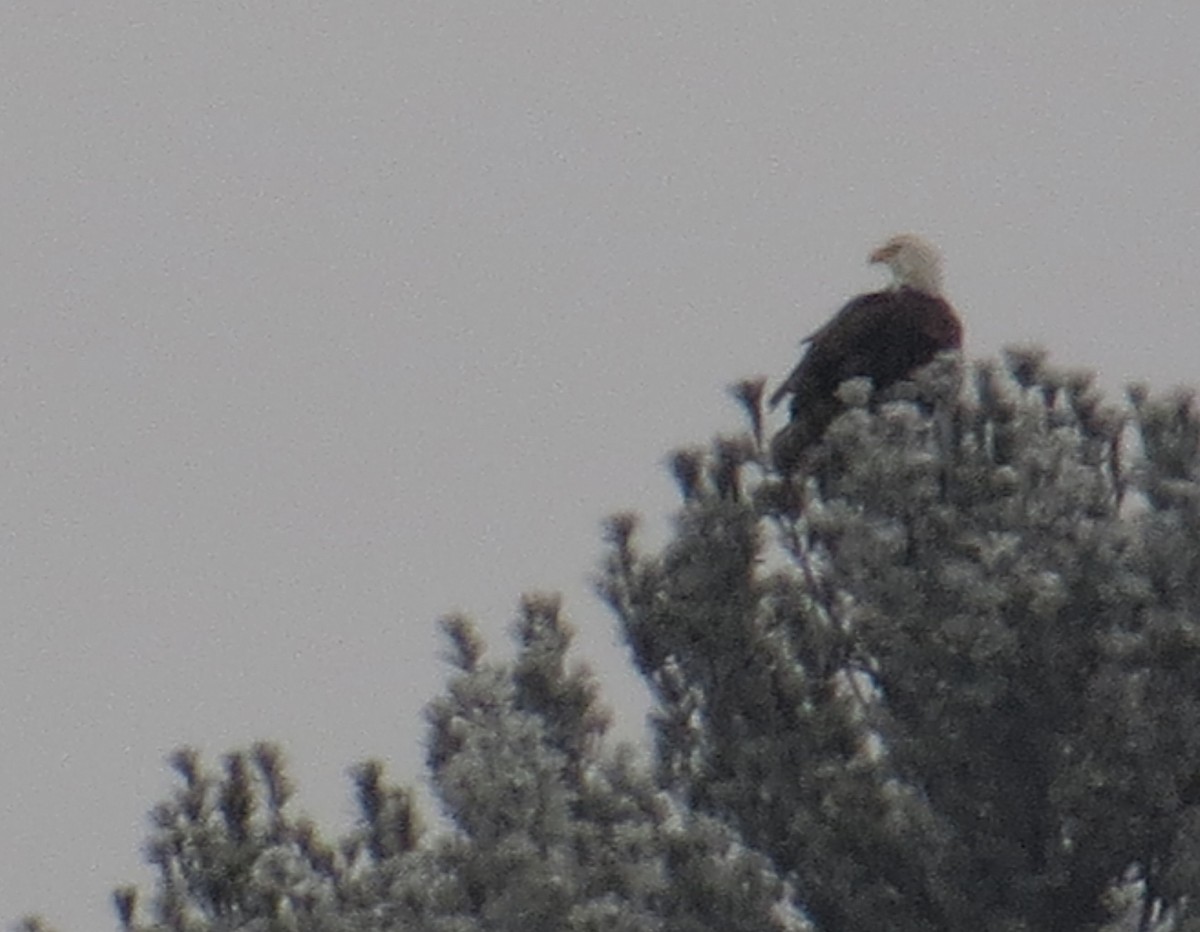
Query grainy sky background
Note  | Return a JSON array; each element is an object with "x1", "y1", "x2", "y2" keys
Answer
[{"x1": 2, "y1": 2, "x2": 1198, "y2": 927}]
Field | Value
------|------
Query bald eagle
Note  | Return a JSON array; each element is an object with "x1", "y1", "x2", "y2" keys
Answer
[{"x1": 769, "y1": 234, "x2": 963, "y2": 471}]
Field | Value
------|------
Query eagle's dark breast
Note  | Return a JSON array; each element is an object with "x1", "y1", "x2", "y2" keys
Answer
[{"x1": 770, "y1": 287, "x2": 962, "y2": 471}]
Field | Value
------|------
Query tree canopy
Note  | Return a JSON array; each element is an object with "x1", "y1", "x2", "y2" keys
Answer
[{"x1": 26, "y1": 348, "x2": 1200, "y2": 932}]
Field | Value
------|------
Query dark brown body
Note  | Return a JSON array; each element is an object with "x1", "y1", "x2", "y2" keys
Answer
[{"x1": 770, "y1": 287, "x2": 962, "y2": 470}]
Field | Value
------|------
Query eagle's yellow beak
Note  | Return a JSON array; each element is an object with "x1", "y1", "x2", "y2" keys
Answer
[{"x1": 869, "y1": 244, "x2": 897, "y2": 265}]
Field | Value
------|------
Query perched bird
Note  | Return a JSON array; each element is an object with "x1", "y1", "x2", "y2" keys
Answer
[{"x1": 769, "y1": 234, "x2": 963, "y2": 471}]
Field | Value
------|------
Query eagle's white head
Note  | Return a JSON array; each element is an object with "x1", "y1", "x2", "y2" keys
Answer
[{"x1": 869, "y1": 233, "x2": 944, "y2": 296}]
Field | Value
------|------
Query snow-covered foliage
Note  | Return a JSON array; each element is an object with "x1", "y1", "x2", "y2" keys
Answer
[
  {"x1": 100, "y1": 598, "x2": 794, "y2": 932},
  {"x1": 30, "y1": 348, "x2": 1200, "y2": 932},
  {"x1": 602, "y1": 350, "x2": 1200, "y2": 932}
]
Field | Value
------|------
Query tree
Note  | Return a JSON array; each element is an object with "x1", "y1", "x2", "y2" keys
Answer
[
  {"x1": 29, "y1": 347, "x2": 1200, "y2": 932},
  {"x1": 95, "y1": 598, "x2": 795, "y2": 932},
  {"x1": 600, "y1": 350, "x2": 1200, "y2": 932}
]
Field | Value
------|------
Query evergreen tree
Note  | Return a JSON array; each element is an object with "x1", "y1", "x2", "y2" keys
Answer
[
  {"x1": 600, "y1": 351, "x2": 1200, "y2": 932},
  {"x1": 27, "y1": 347, "x2": 1200, "y2": 932},
  {"x1": 93, "y1": 598, "x2": 794, "y2": 932}
]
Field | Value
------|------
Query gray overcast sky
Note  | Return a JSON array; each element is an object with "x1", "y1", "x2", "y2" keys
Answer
[{"x1": 2, "y1": 2, "x2": 1198, "y2": 926}]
